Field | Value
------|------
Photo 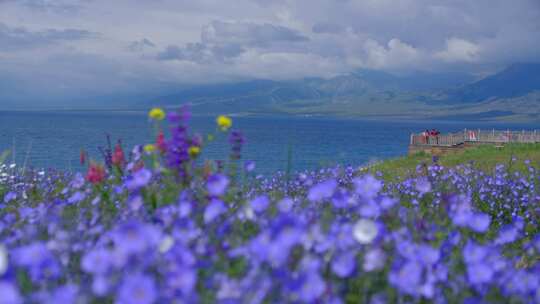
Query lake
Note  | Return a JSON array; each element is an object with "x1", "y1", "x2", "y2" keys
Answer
[{"x1": 1, "y1": 111, "x2": 539, "y2": 174}]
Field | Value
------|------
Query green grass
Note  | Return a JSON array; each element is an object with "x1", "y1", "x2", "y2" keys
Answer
[{"x1": 368, "y1": 143, "x2": 540, "y2": 181}]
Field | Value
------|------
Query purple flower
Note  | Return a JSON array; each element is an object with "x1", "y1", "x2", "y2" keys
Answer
[
  {"x1": 495, "y1": 224, "x2": 519, "y2": 245},
  {"x1": 206, "y1": 174, "x2": 229, "y2": 196},
  {"x1": 331, "y1": 188, "x2": 351, "y2": 208},
  {"x1": 126, "y1": 169, "x2": 152, "y2": 190},
  {"x1": 166, "y1": 106, "x2": 191, "y2": 178},
  {"x1": 111, "y1": 221, "x2": 162, "y2": 255},
  {"x1": 3, "y1": 192, "x2": 16, "y2": 203},
  {"x1": 81, "y1": 248, "x2": 112, "y2": 275},
  {"x1": 363, "y1": 248, "x2": 386, "y2": 272},
  {"x1": 12, "y1": 242, "x2": 60, "y2": 281},
  {"x1": 466, "y1": 261, "x2": 494, "y2": 285},
  {"x1": 277, "y1": 197, "x2": 293, "y2": 213},
  {"x1": 117, "y1": 273, "x2": 157, "y2": 304},
  {"x1": 353, "y1": 175, "x2": 382, "y2": 199},
  {"x1": 229, "y1": 131, "x2": 245, "y2": 160},
  {"x1": 67, "y1": 191, "x2": 85, "y2": 204},
  {"x1": 308, "y1": 179, "x2": 337, "y2": 202},
  {"x1": 299, "y1": 273, "x2": 326, "y2": 302},
  {"x1": 250, "y1": 195, "x2": 270, "y2": 213},
  {"x1": 416, "y1": 245, "x2": 440, "y2": 265},
  {"x1": 50, "y1": 284, "x2": 78, "y2": 303},
  {"x1": 389, "y1": 261, "x2": 423, "y2": 295},
  {"x1": 92, "y1": 275, "x2": 109, "y2": 296},
  {"x1": 244, "y1": 160, "x2": 256, "y2": 172},
  {"x1": 331, "y1": 252, "x2": 356, "y2": 278},
  {"x1": 415, "y1": 177, "x2": 431, "y2": 195},
  {"x1": 462, "y1": 242, "x2": 495, "y2": 285},
  {"x1": 0, "y1": 281, "x2": 22, "y2": 304},
  {"x1": 166, "y1": 268, "x2": 197, "y2": 296},
  {"x1": 13, "y1": 242, "x2": 50, "y2": 268},
  {"x1": 204, "y1": 199, "x2": 226, "y2": 224},
  {"x1": 468, "y1": 213, "x2": 491, "y2": 233}
]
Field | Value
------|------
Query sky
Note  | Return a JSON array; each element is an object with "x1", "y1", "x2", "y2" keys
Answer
[{"x1": 0, "y1": 0, "x2": 539, "y2": 105}]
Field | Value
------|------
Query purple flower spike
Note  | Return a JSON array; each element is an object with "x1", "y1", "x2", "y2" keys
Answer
[{"x1": 207, "y1": 174, "x2": 229, "y2": 197}]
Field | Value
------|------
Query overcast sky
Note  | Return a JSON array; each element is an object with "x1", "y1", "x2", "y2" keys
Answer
[{"x1": 1, "y1": 0, "x2": 539, "y2": 104}]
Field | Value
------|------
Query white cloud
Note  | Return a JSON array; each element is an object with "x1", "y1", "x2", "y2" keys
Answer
[
  {"x1": 435, "y1": 38, "x2": 480, "y2": 62},
  {"x1": 362, "y1": 38, "x2": 421, "y2": 69}
]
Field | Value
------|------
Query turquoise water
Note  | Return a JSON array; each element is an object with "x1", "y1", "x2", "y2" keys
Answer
[{"x1": 1, "y1": 111, "x2": 539, "y2": 174}]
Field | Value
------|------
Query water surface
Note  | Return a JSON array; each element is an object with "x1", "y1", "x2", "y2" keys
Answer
[{"x1": 1, "y1": 111, "x2": 539, "y2": 174}]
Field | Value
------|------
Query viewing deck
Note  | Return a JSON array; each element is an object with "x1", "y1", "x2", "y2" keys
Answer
[{"x1": 408, "y1": 129, "x2": 540, "y2": 155}]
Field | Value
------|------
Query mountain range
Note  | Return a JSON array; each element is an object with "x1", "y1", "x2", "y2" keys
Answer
[{"x1": 146, "y1": 63, "x2": 540, "y2": 121}]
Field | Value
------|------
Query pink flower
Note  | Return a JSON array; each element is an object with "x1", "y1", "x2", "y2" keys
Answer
[{"x1": 86, "y1": 163, "x2": 106, "y2": 185}]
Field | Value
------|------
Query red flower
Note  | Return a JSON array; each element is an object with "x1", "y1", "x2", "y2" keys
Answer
[
  {"x1": 112, "y1": 143, "x2": 125, "y2": 167},
  {"x1": 80, "y1": 149, "x2": 86, "y2": 165},
  {"x1": 156, "y1": 131, "x2": 167, "y2": 153},
  {"x1": 86, "y1": 163, "x2": 106, "y2": 185}
]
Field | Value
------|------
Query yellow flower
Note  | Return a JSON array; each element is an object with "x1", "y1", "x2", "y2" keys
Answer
[
  {"x1": 188, "y1": 146, "x2": 201, "y2": 157},
  {"x1": 216, "y1": 115, "x2": 232, "y2": 131},
  {"x1": 149, "y1": 108, "x2": 166, "y2": 121},
  {"x1": 144, "y1": 144, "x2": 156, "y2": 153}
]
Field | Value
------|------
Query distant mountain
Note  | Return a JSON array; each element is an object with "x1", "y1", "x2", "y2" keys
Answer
[
  {"x1": 150, "y1": 69, "x2": 474, "y2": 112},
  {"x1": 445, "y1": 63, "x2": 540, "y2": 103},
  {"x1": 139, "y1": 63, "x2": 539, "y2": 121}
]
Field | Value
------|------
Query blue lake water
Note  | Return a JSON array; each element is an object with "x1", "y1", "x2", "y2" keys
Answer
[{"x1": 1, "y1": 111, "x2": 539, "y2": 174}]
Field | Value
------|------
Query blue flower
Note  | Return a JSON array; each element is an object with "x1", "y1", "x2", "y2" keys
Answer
[
  {"x1": 308, "y1": 179, "x2": 337, "y2": 202},
  {"x1": 49, "y1": 284, "x2": 78, "y2": 304},
  {"x1": 81, "y1": 248, "x2": 113, "y2": 275},
  {"x1": 353, "y1": 175, "x2": 382, "y2": 199},
  {"x1": 111, "y1": 220, "x2": 162, "y2": 255},
  {"x1": 126, "y1": 169, "x2": 152, "y2": 190},
  {"x1": 206, "y1": 174, "x2": 229, "y2": 197},
  {"x1": 250, "y1": 195, "x2": 270, "y2": 213},
  {"x1": 468, "y1": 213, "x2": 491, "y2": 233},
  {"x1": 298, "y1": 272, "x2": 326, "y2": 302},
  {"x1": 117, "y1": 273, "x2": 157, "y2": 304},
  {"x1": 0, "y1": 281, "x2": 22, "y2": 304},
  {"x1": 415, "y1": 177, "x2": 431, "y2": 195},
  {"x1": 331, "y1": 252, "x2": 356, "y2": 278},
  {"x1": 277, "y1": 197, "x2": 293, "y2": 213},
  {"x1": 204, "y1": 199, "x2": 226, "y2": 224}
]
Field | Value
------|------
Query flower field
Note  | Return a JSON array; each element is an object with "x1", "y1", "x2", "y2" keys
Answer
[{"x1": 0, "y1": 107, "x2": 539, "y2": 303}]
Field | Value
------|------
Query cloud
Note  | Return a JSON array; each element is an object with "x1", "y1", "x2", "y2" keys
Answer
[
  {"x1": 127, "y1": 38, "x2": 156, "y2": 52},
  {"x1": 0, "y1": 22, "x2": 97, "y2": 51},
  {"x1": 0, "y1": 0, "x2": 539, "y2": 104},
  {"x1": 1, "y1": 0, "x2": 84, "y2": 13},
  {"x1": 157, "y1": 20, "x2": 308, "y2": 63},
  {"x1": 312, "y1": 22, "x2": 344, "y2": 34},
  {"x1": 435, "y1": 38, "x2": 480, "y2": 63},
  {"x1": 363, "y1": 38, "x2": 422, "y2": 69},
  {"x1": 201, "y1": 20, "x2": 309, "y2": 47}
]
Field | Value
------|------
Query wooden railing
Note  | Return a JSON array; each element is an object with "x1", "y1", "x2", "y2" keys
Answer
[{"x1": 410, "y1": 129, "x2": 540, "y2": 147}]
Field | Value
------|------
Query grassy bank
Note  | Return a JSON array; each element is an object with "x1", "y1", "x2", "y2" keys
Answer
[{"x1": 368, "y1": 143, "x2": 540, "y2": 181}]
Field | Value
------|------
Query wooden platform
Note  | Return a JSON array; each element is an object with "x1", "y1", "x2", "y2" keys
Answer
[{"x1": 408, "y1": 129, "x2": 540, "y2": 155}]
